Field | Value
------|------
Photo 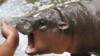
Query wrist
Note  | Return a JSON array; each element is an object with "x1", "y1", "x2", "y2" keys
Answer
[{"x1": 9, "y1": 32, "x2": 19, "y2": 39}]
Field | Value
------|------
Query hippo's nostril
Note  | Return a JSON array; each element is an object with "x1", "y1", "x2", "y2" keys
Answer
[{"x1": 16, "y1": 19, "x2": 34, "y2": 35}]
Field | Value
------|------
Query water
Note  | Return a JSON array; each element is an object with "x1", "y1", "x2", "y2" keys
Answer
[{"x1": 0, "y1": 0, "x2": 85, "y2": 56}]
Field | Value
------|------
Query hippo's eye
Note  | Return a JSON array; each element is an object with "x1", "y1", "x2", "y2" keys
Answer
[
  {"x1": 38, "y1": 19, "x2": 47, "y2": 29},
  {"x1": 40, "y1": 20, "x2": 45, "y2": 26}
]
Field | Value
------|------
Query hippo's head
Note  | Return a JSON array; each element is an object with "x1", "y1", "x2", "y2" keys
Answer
[
  {"x1": 16, "y1": 2, "x2": 95, "y2": 55},
  {"x1": 16, "y1": 9, "x2": 74, "y2": 55}
]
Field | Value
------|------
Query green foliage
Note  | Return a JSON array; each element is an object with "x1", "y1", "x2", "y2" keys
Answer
[
  {"x1": 0, "y1": 0, "x2": 6, "y2": 5},
  {"x1": 26, "y1": 0, "x2": 39, "y2": 3}
]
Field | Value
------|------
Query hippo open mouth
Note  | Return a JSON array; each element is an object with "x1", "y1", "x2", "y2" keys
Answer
[
  {"x1": 16, "y1": 20, "x2": 38, "y2": 55},
  {"x1": 25, "y1": 33, "x2": 37, "y2": 55}
]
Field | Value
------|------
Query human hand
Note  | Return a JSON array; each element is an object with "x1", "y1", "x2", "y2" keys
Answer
[
  {"x1": 0, "y1": 20, "x2": 19, "y2": 56},
  {"x1": 1, "y1": 20, "x2": 18, "y2": 39}
]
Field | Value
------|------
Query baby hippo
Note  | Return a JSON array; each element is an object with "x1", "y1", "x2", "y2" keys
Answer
[{"x1": 16, "y1": 1, "x2": 100, "y2": 56}]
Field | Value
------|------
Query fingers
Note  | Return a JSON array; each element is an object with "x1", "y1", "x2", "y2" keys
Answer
[
  {"x1": 1, "y1": 20, "x2": 8, "y2": 27},
  {"x1": 1, "y1": 20, "x2": 8, "y2": 38}
]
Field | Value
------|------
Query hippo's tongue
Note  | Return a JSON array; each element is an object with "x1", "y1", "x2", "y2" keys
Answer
[{"x1": 25, "y1": 45, "x2": 37, "y2": 55}]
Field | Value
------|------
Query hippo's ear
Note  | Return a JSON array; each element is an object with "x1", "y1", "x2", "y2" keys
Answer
[{"x1": 58, "y1": 21, "x2": 69, "y2": 30}]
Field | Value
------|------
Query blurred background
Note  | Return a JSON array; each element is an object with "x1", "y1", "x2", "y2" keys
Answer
[{"x1": 0, "y1": 0, "x2": 92, "y2": 56}]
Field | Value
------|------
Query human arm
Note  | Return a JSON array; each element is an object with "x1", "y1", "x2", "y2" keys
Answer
[{"x1": 0, "y1": 20, "x2": 19, "y2": 56}]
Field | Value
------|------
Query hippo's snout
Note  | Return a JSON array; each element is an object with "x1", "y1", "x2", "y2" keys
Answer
[{"x1": 16, "y1": 19, "x2": 34, "y2": 34}]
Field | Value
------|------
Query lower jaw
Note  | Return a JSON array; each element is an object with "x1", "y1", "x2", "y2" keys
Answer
[{"x1": 25, "y1": 46, "x2": 37, "y2": 55}]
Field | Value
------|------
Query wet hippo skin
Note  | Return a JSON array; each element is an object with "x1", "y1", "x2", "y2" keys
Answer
[{"x1": 16, "y1": 0, "x2": 100, "y2": 56}]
